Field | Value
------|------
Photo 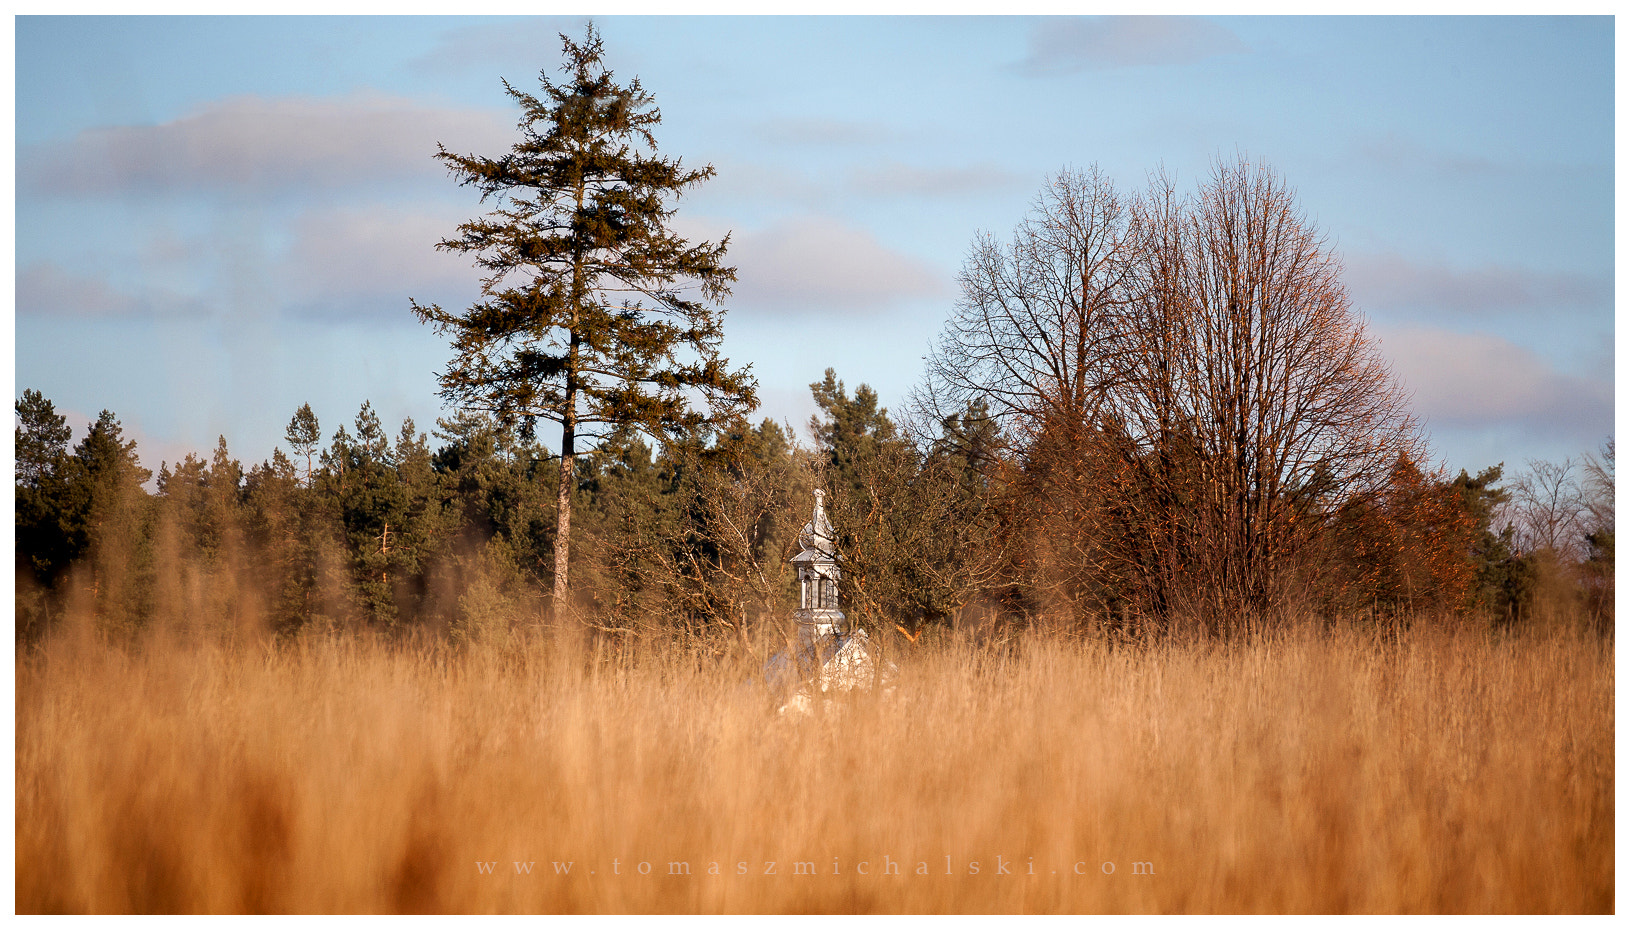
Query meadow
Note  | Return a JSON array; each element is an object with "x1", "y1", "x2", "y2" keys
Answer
[{"x1": 15, "y1": 613, "x2": 1613, "y2": 913}]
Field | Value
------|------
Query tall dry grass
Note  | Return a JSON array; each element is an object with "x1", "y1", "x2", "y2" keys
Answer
[{"x1": 16, "y1": 611, "x2": 1612, "y2": 913}]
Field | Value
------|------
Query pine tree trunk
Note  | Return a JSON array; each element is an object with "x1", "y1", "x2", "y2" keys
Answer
[
  {"x1": 553, "y1": 179, "x2": 587, "y2": 628},
  {"x1": 555, "y1": 387, "x2": 575, "y2": 625}
]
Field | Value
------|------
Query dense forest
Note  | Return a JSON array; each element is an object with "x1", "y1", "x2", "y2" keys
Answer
[{"x1": 12, "y1": 372, "x2": 1613, "y2": 653}]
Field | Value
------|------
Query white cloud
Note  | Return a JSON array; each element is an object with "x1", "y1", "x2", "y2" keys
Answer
[
  {"x1": 1378, "y1": 325, "x2": 1612, "y2": 436},
  {"x1": 723, "y1": 216, "x2": 950, "y2": 315},
  {"x1": 1346, "y1": 251, "x2": 1610, "y2": 320},
  {"x1": 19, "y1": 92, "x2": 512, "y2": 196},
  {"x1": 1018, "y1": 16, "x2": 1248, "y2": 76}
]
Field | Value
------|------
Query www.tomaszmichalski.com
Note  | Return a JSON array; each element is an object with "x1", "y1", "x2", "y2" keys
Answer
[{"x1": 476, "y1": 857, "x2": 1155, "y2": 877}]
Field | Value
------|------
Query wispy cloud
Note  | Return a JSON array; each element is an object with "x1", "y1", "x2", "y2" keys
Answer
[
  {"x1": 1352, "y1": 132, "x2": 1503, "y2": 176},
  {"x1": 277, "y1": 210, "x2": 950, "y2": 321},
  {"x1": 1346, "y1": 252, "x2": 1610, "y2": 320},
  {"x1": 1017, "y1": 16, "x2": 1248, "y2": 76},
  {"x1": 1379, "y1": 325, "x2": 1612, "y2": 437},
  {"x1": 16, "y1": 262, "x2": 206, "y2": 318},
  {"x1": 19, "y1": 201, "x2": 485, "y2": 323},
  {"x1": 19, "y1": 93, "x2": 512, "y2": 196},
  {"x1": 280, "y1": 205, "x2": 482, "y2": 318},
  {"x1": 723, "y1": 216, "x2": 949, "y2": 315}
]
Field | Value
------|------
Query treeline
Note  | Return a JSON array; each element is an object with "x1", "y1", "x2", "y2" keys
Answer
[
  {"x1": 13, "y1": 375, "x2": 1613, "y2": 651},
  {"x1": 12, "y1": 374, "x2": 976, "y2": 651},
  {"x1": 14, "y1": 389, "x2": 783, "y2": 650}
]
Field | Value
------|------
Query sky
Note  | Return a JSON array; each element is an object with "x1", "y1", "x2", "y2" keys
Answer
[{"x1": 12, "y1": 14, "x2": 1616, "y2": 483}]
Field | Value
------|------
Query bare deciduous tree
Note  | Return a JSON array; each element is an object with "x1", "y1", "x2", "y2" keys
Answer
[
  {"x1": 1504, "y1": 441, "x2": 1614, "y2": 565},
  {"x1": 919, "y1": 157, "x2": 1422, "y2": 628},
  {"x1": 1505, "y1": 457, "x2": 1587, "y2": 560},
  {"x1": 1159, "y1": 157, "x2": 1421, "y2": 621},
  {"x1": 1580, "y1": 439, "x2": 1614, "y2": 545},
  {"x1": 915, "y1": 165, "x2": 1139, "y2": 440}
]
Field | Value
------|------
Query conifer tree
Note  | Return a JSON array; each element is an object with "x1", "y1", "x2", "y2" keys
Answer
[
  {"x1": 285, "y1": 403, "x2": 321, "y2": 485},
  {"x1": 412, "y1": 23, "x2": 756, "y2": 618},
  {"x1": 16, "y1": 389, "x2": 76, "y2": 586},
  {"x1": 242, "y1": 449, "x2": 309, "y2": 633},
  {"x1": 68, "y1": 410, "x2": 154, "y2": 632},
  {"x1": 807, "y1": 370, "x2": 923, "y2": 631},
  {"x1": 809, "y1": 368, "x2": 907, "y2": 504}
]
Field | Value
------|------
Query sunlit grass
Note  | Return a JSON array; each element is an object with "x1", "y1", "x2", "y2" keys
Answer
[{"x1": 16, "y1": 611, "x2": 1612, "y2": 913}]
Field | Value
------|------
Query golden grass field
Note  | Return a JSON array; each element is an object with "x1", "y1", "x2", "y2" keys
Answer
[{"x1": 15, "y1": 613, "x2": 1613, "y2": 914}]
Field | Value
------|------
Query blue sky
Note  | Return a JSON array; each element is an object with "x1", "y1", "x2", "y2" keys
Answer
[{"x1": 13, "y1": 15, "x2": 1615, "y2": 481}]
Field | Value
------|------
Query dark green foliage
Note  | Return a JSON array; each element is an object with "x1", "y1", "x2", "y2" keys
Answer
[
  {"x1": 16, "y1": 389, "x2": 71, "y2": 489},
  {"x1": 431, "y1": 410, "x2": 557, "y2": 584},
  {"x1": 911, "y1": 399, "x2": 1006, "y2": 629},
  {"x1": 72, "y1": 412, "x2": 153, "y2": 548},
  {"x1": 66, "y1": 410, "x2": 156, "y2": 635},
  {"x1": 1450, "y1": 465, "x2": 1531, "y2": 622},
  {"x1": 807, "y1": 370, "x2": 1004, "y2": 636},
  {"x1": 16, "y1": 390, "x2": 78, "y2": 586},
  {"x1": 313, "y1": 404, "x2": 451, "y2": 627},
  {"x1": 808, "y1": 368, "x2": 904, "y2": 504},
  {"x1": 242, "y1": 449, "x2": 313, "y2": 634},
  {"x1": 16, "y1": 390, "x2": 81, "y2": 640},
  {"x1": 927, "y1": 397, "x2": 1001, "y2": 478},
  {"x1": 807, "y1": 369, "x2": 910, "y2": 626},
  {"x1": 575, "y1": 425, "x2": 680, "y2": 630},
  {"x1": 670, "y1": 417, "x2": 808, "y2": 646}
]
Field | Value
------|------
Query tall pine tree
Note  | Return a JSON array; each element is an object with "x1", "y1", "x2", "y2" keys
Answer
[{"x1": 412, "y1": 23, "x2": 756, "y2": 619}]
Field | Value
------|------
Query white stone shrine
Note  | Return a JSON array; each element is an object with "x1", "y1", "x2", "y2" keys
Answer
[{"x1": 764, "y1": 489, "x2": 895, "y2": 715}]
